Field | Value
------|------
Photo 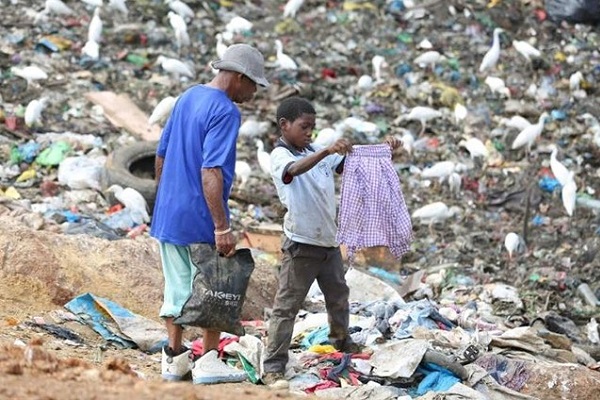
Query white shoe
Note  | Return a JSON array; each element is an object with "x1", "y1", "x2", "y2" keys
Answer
[
  {"x1": 192, "y1": 350, "x2": 247, "y2": 385},
  {"x1": 161, "y1": 347, "x2": 192, "y2": 381}
]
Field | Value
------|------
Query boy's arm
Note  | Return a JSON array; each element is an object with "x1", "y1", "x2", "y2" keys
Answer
[{"x1": 286, "y1": 139, "x2": 352, "y2": 178}]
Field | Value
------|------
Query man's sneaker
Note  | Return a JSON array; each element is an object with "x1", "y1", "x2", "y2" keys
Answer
[
  {"x1": 192, "y1": 349, "x2": 247, "y2": 385},
  {"x1": 161, "y1": 346, "x2": 192, "y2": 381},
  {"x1": 332, "y1": 337, "x2": 363, "y2": 354},
  {"x1": 262, "y1": 372, "x2": 289, "y2": 389}
]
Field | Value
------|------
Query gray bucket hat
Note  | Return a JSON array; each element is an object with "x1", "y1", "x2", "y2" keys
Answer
[{"x1": 211, "y1": 44, "x2": 269, "y2": 87}]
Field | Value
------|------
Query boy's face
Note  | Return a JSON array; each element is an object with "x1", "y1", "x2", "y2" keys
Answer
[{"x1": 280, "y1": 113, "x2": 316, "y2": 150}]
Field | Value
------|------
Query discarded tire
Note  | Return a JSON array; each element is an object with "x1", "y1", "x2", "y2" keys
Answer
[{"x1": 103, "y1": 141, "x2": 158, "y2": 211}]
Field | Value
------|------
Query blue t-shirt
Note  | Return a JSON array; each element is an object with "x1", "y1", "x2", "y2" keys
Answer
[{"x1": 150, "y1": 84, "x2": 241, "y2": 245}]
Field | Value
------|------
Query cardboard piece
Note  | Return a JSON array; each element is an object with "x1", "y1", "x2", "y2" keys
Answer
[{"x1": 84, "y1": 91, "x2": 162, "y2": 141}]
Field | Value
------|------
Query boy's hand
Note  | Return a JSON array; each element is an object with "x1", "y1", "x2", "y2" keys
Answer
[
  {"x1": 384, "y1": 136, "x2": 402, "y2": 150},
  {"x1": 327, "y1": 138, "x2": 353, "y2": 155}
]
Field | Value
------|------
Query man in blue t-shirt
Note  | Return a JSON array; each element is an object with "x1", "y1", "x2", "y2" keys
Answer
[{"x1": 150, "y1": 44, "x2": 268, "y2": 385}]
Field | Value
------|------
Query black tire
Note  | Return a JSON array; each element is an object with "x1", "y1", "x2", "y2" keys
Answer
[{"x1": 102, "y1": 141, "x2": 158, "y2": 212}]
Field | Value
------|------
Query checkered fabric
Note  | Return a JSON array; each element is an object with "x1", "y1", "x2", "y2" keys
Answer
[{"x1": 336, "y1": 144, "x2": 413, "y2": 260}]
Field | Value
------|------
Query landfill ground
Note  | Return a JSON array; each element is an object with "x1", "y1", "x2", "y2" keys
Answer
[{"x1": 2, "y1": 0, "x2": 600, "y2": 398}]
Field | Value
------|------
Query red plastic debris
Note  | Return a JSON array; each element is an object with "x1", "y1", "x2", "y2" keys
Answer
[
  {"x1": 534, "y1": 9, "x2": 547, "y2": 22},
  {"x1": 321, "y1": 68, "x2": 337, "y2": 79}
]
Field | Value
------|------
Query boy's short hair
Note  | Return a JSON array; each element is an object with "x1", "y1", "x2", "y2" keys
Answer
[{"x1": 276, "y1": 97, "x2": 316, "y2": 124}]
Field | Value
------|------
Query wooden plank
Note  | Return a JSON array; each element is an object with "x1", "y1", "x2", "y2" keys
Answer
[{"x1": 84, "y1": 91, "x2": 162, "y2": 141}]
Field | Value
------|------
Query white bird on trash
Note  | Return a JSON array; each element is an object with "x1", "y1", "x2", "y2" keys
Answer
[
  {"x1": 397, "y1": 106, "x2": 442, "y2": 135},
  {"x1": 25, "y1": 98, "x2": 48, "y2": 128},
  {"x1": 166, "y1": 0, "x2": 194, "y2": 21},
  {"x1": 256, "y1": 140, "x2": 271, "y2": 175},
  {"x1": 400, "y1": 131, "x2": 415, "y2": 155},
  {"x1": 45, "y1": 0, "x2": 74, "y2": 15},
  {"x1": 226, "y1": 16, "x2": 253, "y2": 34},
  {"x1": 235, "y1": 161, "x2": 252, "y2": 188},
  {"x1": 11, "y1": 65, "x2": 48, "y2": 85},
  {"x1": 421, "y1": 161, "x2": 456, "y2": 181},
  {"x1": 275, "y1": 40, "x2": 298, "y2": 70},
  {"x1": 283, "y1": 0, "x2": 304, "y2": 18},
  {"x1": 82, "y1": 39, "x2": 100, "y2": 59},
  {"x1": 479, "y1": 28, "x2": 504, "y2": 72},
  {"x1": 500, "y1": 115, "x2": 531, "y2": 131},
  {"x1": 414, "y1": 51, "x2": 445, "y2": 69},
  {"x1": 215, "y1": 33, "x2": 228, "y2": 59},
  {"x1": 512, "y1": 40, "x2": 541, "y2": 61},
  {"x1": 412, "y1": 202, "x2": 461, "y2": 235},
  {"x1": 371, "y1": 55, "x2": 388, "y2": 83},
  {"x1": 168, "y1": 11, "x2": 190, "y2": 50},
  {"x1": 459, "y1": 137, "x2": 489, "y2": 159},
  {"x1": 504, "y1": 232, "x2": 526, "y2": 261},
  {"x1": 569, "y1": 71, "x2": 583, "y2": 91},
  {"x1": 485, "y1": 76, "x2": 510, "y2": 97},
  {"x1": 239, "y1": 119, "x2": 271, "y2": 138},
  {"x1": 82, "y1": 0, "x2": 103, "y2": 7},
  {"x1": 448, "y1": 172, "x2": 461, "y2": 194},
  {"x1": 454, "y1": 103, "x2": 468, "y2": 124},
  {"x1": 314, "y1": 127, "x2": 343, "y2": 148},
  {"x1": 88, "y1": 7, "x2": 103, "y2": 43},
  {"x1": 107, "y1": 185, "x2": 150, "y2": 224},
  {"x1": 108, "y1": 0, "x2": 128, "y2": 16},
  {"x1": 562, "y1": 172, "x2": 577, "y2": 217},
  {"x1": 511, "y1": 112, "x2": 549, "y2": 152},
  {"x1": 549, "y1": 144, "x2": 571, "y2": 187},
  {"x1": 149, "y1": 96, "x2": 178, "y2": 126},
  {"x1": 579, "y1": 113, "x2": 600, "y2": 148},
  {"x1": 156, "y1": 55, "x2": 195, "y2": 79}
]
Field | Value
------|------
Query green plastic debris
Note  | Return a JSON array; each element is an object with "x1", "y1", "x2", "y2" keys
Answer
[
  {"x1": 10, "y1": 147, "x2": 22, "y2": 164},
  {"x1": 529, "y1": 273, "x2": 541, "y2": 282},
  {"x1": 238, "y1": 354, "x2": 259, "y2": 384},
  {"x1": 35, "y1": 141, "x2": 72, "y2": 166},
  {"x1": 126, "y1": 53, "x2": 149, "y2": 66},
  {"x1": 493, "y1": 139, "x2": 505, "y2": 152},
  {"x1": 447, "y1": 58, "x2": 460, "y2": 71},
  {"x1": 14, "y1": 105, "x2": 26, "y2": 118},
  {"x1": 397, "y1": 32, "x2": 413, "y2": 44}
]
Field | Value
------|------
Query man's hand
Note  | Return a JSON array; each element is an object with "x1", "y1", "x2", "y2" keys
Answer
[
  {"x1": 327, "y1": 138, "x2": 353, "y2": 155},
  {"x1": 216, "y1": 231, "x2": 236, "y2": 257}
]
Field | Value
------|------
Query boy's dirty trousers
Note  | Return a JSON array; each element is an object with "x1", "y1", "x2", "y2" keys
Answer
[{"x1": 263, "y1": 238, "x2": 350, "y2": 373}]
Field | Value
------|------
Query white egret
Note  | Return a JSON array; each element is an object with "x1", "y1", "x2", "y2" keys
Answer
[
  {"x1": 485, "y1": 76, "x2": 510, "y2": 97},
  {"x1": 500, "y1": 115, "x2": 531, "y2": 131},
  {"x1": 11, "y1": 65, "x2": 48, "y2": 85},
  {"x1": 45, "y1": 0, "x2": 74, "y2": 15},
  {"x1": 412, "y1": 202, "x2": 461, "y2": 235},
  {"x1": 215, "y1": 33, "x2": 228, "y2": 59},
  {"x1": 314, "y1": 127, "x2": 343, "y2": 147},
  {"x1": 225, "y1": 16, "x2": 253, "y2": 34},
  {"x1": 156, "y1": 55, "x2": 195, "y2": 79},
  {"x1": 454, "y1": 103, "x2": 467, "y2": 124},
  {"x1": 562, "y1": 172, "x2": 576, "y2": 217},
  {"x1": 88, "y1": 7, "x2": 103, "y2": 44},
  {"x1": 414, "y1": 51, "x2": 445, "y2": 69},
  {"x1": 397, "y1": 106, "x2": 442, "y2": 135},
  {"x1": 275, "y1": 40, "x2": 298, "y2": 70},
  {"x1": 512, "y1": 40, "x2": 541, "y2": 61},
  {"x1": 168, "y1": 11, "x2": 190, "y2": 50},
  {"x1": 239, "y1": 119, "x2": 271, "y2": 138},
  {"x1": 448, "y1": 172, "x2": 461, "y2": 194},
  {"x1": 25, "y1": 98, "x2": 48, "y2": 128},
  {"x1": 549, "y1": 144, "x2": 570, "y2": 187},
  {"x1": 569, "y1": 71, "x2": 583, "y2": 91},
  {"x1": 479, "y1": 28, "x2": 504, "y2": 72},
  {"x1": 235, "y1": 161, "x2": 252, "y2": 188},
  {"x1": 256, "y1": 140, "x2": 271, "y2": 175},
  {"x1": 283, "y1": 0, "x2": 304, "y2": 18},
  {"x1": 372, "y1": 55, "x2": 388, "y2": 83},
  {"x1": 504, "y1": 232, "x2": 525, "y2": 261},
  {"x1": 149, "y1": 96, "x2": 178, "y2": 126},
  {"x1": 511, "y1": 112, "x2": 549, "y2": 152},
  {"x1": 166, "y1": 0, "x2": 194, "y2": 21},
  {"x1": 82, "y1": 39, "x2": 100, "y2": 59},
  {"x1": 107, "y1": 185, "x2": 150, "y2": 225},
  {"x1": 459, "y1": 137, "x2": 489, "y2": 159},
  {"x1": 421, "y1": 161, "x2": 455, "y2": 181}
]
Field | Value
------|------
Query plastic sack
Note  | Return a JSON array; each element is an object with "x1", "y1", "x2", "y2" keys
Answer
[
  {"x1": 58, "y1": 155, "x2": 106, "y2": 190},
  {"x1": 174, "y1": 246, "x2": 255, "y2": 336}
]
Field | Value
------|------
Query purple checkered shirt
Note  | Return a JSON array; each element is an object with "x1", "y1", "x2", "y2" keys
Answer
[{"x1": 336, "y1": 144, "x2": 413, "y2": 260}]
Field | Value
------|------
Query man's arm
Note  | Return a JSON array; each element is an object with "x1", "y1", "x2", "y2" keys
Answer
[
  {"x1": 155, "y1": 155, "x2": 164, "y2": 185},
  {"x1": 202, "y1": 167, "x2": 236, "y2": 256}
]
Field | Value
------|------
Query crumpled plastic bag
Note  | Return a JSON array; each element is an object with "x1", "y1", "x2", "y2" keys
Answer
[
  {"x1": 174, "y1": 246, "x2": 255, "y2": 337},
  {"x1": 58, "y1": 155, "x2": 106, "y2": 190}
]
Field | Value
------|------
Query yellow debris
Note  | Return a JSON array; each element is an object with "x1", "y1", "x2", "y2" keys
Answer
[
  {"x1": 342, "y1": 2, "x2": 377, "y2": 11},
  {"x1": 3, "y1": 186, "x2": 21, "y2": 200},
  {"x1": 307, "y1": 344, "x2": 337, "y2": 354},
  {"x1": 487, "y1": 0, "x2": 502, "y2": 8},
  {"x1": 16, "y1": 168, "x2": 36, "y2": 182},
  {"x1": 554, "y1": 52, "x2": 567, "y2": 62}
]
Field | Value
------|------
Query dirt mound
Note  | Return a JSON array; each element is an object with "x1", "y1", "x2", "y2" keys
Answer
[{"x1": 0, "y1": 216, "x2": 277, "y2": 321}]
